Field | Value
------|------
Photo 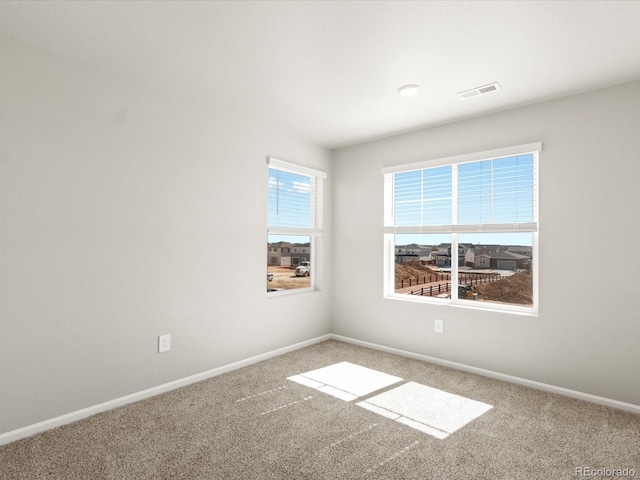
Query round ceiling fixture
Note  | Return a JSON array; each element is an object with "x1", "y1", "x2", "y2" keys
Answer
[{"x1": 397, "y1": 84, "x2": 420, "y2": 97}]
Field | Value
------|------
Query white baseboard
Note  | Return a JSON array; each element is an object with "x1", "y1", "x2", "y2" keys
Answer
[
  {"x1": 3, "y1": 332, "x2": 637, "y2": 447},
  {"x1": 329, "y1": 334, "x2": 640, "y2": 415},
  {"x1": 0, "y1": 334, "x2": 331, "y2": 447}
]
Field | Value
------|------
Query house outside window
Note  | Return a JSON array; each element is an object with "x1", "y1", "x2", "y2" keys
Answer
[
  {"x1": 383, "y1": 143, "x2": 540, "y2": 314},
  {"x1": 267, "y1": 157, "x2": 325, "y2": 294}
]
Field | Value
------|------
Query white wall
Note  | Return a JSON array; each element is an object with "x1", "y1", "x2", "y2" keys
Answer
[
  {"x1": 0, "y1": 35, "x2": 332, "y2": 435},
  {"x1": 332, "y1": 80, "x2": 640, "y2": 406}
]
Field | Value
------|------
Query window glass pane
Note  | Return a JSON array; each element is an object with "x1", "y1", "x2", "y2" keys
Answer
[
  {"x1": 458, "y1": 159, "x2": 492, "y2": 224},
  {"x1": 458, "y1": 154, "x2": 534, "y2": 224},
  {"x1": 422, "y1": 166, "x2": 453, "y2": 226},
  {"x1": 394, "y1": 234, "x2": 452, "y2": 298},
  {"x1": 267, "y1": 235, "x2": 311, "y2": 292},
  {"x1": 393, "y1": 166, "x2": 452, "y2": 226},
  {"x1": 393, "y1": 170, "x2": 422, "y2": 226},
  {"x1": 458, "y1": 233, "x2": 533, "y2": 307},
  {"x1": 385, "y1": 147, "x2": 538, "y2": 311},
  {"x1": 268, "y1": 167, "x2": 311, "y2": 229}
]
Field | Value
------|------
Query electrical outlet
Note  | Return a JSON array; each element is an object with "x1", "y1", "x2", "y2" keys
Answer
[
  {"x1": 158, "y1": 334, "x2": 171, "y2": 353},
  {"x1": 434, "y1": 319, "x2": 444, "y2": 334}
]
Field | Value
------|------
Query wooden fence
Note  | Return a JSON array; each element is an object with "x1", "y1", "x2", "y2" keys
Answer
[
  {"x1": 398, "y1": 272, "x2": 501, "y2": 290},
  {"x1": 409, "y1": 283, "x2": 451, "y2": 297},
  {"x1": 398, "y1": 274, "x2": 450, "y2": 289},
  {"x1": 406, "y1": 272, "x2": 504, "y2": 297}
]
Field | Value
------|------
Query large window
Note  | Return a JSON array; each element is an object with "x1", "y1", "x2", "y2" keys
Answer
[
  {"x1": 267, "y1": 157, "x2": 325, "y2": 294},
  {"x1": 383, "y1": 143, "x2": 540, "y2": 313}
]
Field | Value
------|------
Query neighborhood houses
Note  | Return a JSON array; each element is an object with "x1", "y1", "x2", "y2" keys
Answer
[
  {"x1": 396, "y1": 243, "x2": 532, "y2": 271},
  {"x1": 268, "y1": 242, "x2": 311, "y2": 267}
]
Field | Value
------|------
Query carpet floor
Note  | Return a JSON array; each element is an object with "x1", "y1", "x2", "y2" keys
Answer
[{"x1": 1, "y1": 339, "x2": 638, "y2": 479}]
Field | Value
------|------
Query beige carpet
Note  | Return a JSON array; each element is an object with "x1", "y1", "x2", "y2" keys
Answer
[{"x1": 1, "y1": 339, "x2": 639, "y2": 479}]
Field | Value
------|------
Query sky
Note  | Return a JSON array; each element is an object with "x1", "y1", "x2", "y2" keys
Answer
[
  {"x1": 267, "y1": 166, "x2": 314, "y2": 245},
  {"x1": 268, "y1": 234, "x2": 311, "y2": 245},
  {"x1": 267, "y1": 167, "x2": 311, "y2": 230},
  {"x1": 392, "y1": 154, "x2": 535, "y2": 247}
]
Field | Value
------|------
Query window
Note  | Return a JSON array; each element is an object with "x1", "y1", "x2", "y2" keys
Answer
[
  {"x1": 383, "y1": 142, "x2": 540, "y2": 313},
  {"x1": 267, "y1": 157, "x2": 325, "y2": 294}
]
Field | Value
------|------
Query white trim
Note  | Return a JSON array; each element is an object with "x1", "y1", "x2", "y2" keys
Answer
[
  {"x1": 384, "y1": 222, "x2": 538, "y2": 234},
  {"x1": 381, "y1": 141, "x2": 542, "y2": 174},
  {"x1": 267, "y1": 227, "x2": 322, "y2": 236},
  {"x1": 382, "y1": 234, "x2": 395, "y2": 297},
  {"x1": 386, "y1": 294, "x2": 538, "y2": 316},
  {"x1": 267, "y1": 156, "x2": 327, "y2": 179},
  {"x1": 266, "y1": 286, "x2": 315, "y2": 298},
  {"x1": 0, "y1": 335, "x2": 331, "y2": 447},
  {"x1": 5, "y1": 332, "x2": 637, "y2": 448},
  {"x1": 329, "y1": 335, "x2": 640, "y2": 415},
  {"x1": 383, "y1": 173, "x2": 394, "y2": 228}
]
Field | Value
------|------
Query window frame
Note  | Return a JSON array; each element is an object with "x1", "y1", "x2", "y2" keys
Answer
[
  {"x1": 267, "y1": 157, "x2": 326, "y2": 297},
  {"x1": 382, "y1": 143, "x2": 540, "y2": 315}
]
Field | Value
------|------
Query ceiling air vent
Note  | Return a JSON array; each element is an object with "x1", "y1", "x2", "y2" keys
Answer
[{"x1": 457, "y1": 82, "x2": 502, "y2": 99}]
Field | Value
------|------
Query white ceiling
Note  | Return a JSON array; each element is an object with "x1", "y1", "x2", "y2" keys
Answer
[{"x1": 1, "y1": 1, "x2": 640, "y2": 149}]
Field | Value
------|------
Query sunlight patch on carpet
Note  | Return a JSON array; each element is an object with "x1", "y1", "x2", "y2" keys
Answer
[
  {"x1": 287, "y1": 361, "x2": 403, "y2": 400},
  {"x1": 357, "y1": 382, "x2": 493, "y2": 439}
]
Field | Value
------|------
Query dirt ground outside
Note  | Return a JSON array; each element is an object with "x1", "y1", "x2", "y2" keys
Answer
[{"x1": 267, "y1": 266, "x2": 310, "y2": 290}]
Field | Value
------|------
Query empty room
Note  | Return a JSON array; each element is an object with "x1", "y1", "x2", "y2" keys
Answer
[{"x1": 1, "y1": 1, "x2": 639, "y2": 479}]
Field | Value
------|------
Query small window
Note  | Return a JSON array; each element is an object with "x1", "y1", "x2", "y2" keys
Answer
[
  {"x1": 267, "y1": 157, "x2": 325, "y2": 294},
  {"x1": 383, "y1": 143, "x2": 540, "y2": 313}
]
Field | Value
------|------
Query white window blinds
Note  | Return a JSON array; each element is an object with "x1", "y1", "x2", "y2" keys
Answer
[
  {"x1": 383, "y1": 142, "x2": 540, "y2": 233},
  {"x1": 267, "y1": 157, "x2": 325, "y2": 236}
]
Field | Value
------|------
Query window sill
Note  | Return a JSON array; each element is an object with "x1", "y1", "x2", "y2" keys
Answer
[
  {"x1": 384, "y1": 293, "x2": 538, "y2": 317},
  {"x1": 267, "y1": 286, "x2": 317, "y2": 298}
]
